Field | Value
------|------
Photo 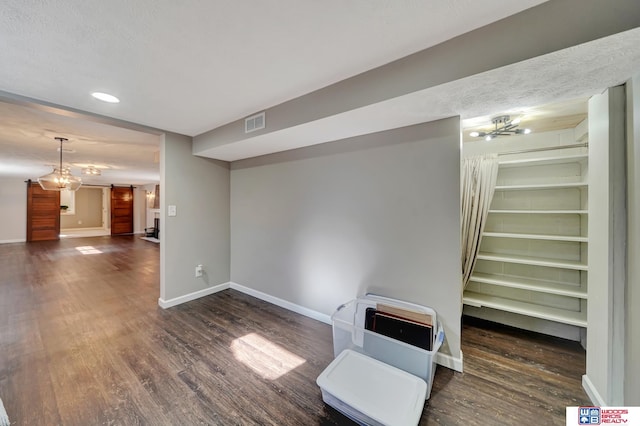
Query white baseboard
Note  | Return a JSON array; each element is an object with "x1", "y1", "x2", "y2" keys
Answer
[
  {"x1": 437, "y1": 350, "x2": 464, "y2": 373},
  {"x1": 0, "y1": 238, "x2": 26, "y2": 244},
  {"x1": 60, "y1": 226, "x2": 105, "y2": 231},
  {"x1": 158, "y1": 282, "x2": 231, "y2": 309},
  {"x1": 229, "y1": 282, "x2": 332, "y2": 324},
  {"x1": 582, "y1": 374, "x2": 606, "y2": 406}
]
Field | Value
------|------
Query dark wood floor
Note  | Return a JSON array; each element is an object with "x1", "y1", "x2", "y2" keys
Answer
[{"x1": 0, "y1": 236, "x2": 589, "y2": 425}]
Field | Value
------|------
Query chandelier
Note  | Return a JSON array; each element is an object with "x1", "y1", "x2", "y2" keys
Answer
[
  {"x1": 469, "y1": 115, "x2": 531, "y2": 141},
  {"x1": 38, "y1": 137, "x2": 82, "y2": 191},
  {"x1": 82, "y1": 166, "x2": 102, "y2": 176}
]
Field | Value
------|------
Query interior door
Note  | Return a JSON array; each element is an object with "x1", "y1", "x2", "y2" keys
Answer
[
  {"x1": 26, "y1": 181, "x2": 60, "y2": 242},
  {"x1": 111, "y1": 186, "x2": 134, "y2": 235}
]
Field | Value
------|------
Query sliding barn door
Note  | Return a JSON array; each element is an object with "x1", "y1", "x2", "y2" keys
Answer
[
  {"x1": 111, "y1": 186, "x2": 134, "y2": 235},
  {"x1": 26, "y1": 181, "x2": 60, "y2": 242}
]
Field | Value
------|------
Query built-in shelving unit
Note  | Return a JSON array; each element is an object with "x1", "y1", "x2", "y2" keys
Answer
[
  {"x1": 475, "y1": 252, "x2": 588, "y2": 270},
  {"x1": 470, "y1": 272, "x2": 587, "y2": 298},
  {"x1": 488, "y1": 209, "x2": 587, "y2": 214},
  {"x1": 494, "y1": 182, "x2": 587, "y2": 191},
  {"x1": 463, "y1": 292, "x2": 587, "y2": 327},
  {"x1": 482, "y1": 232, "x2": 588, "y2": 242},
  {"x1": 463, "y1": 149, "x2": 588, "y2": 339}
]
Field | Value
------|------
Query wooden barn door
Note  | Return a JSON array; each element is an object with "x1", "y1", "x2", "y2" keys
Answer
[
  {"x1": 26, "y1": 181, "x2": 60, "y2": 242},
  {"x1": 111, "y1": 186, "x2": 133, "y2": 235}
]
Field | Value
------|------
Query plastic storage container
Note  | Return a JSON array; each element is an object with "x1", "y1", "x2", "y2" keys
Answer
[
  {"x1": 316, "y1": 349, "x2": 427, "y2": 426},
  {"x1": 331, "y1": 295, "x2": 444, "y2": 399}
]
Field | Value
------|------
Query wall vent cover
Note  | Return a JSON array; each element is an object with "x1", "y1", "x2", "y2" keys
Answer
[{"x1": 245, "y1": 112, "x2": 266, "y2": 133}]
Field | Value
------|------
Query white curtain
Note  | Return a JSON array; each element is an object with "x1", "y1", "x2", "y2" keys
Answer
[{"x1": 461, "y1": 154, "x2": 499, "y2": 289}]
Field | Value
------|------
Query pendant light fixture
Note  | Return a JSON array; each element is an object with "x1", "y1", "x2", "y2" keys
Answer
[
  {"x1": 38, "y1": 137, "x2": 82, "y2": 191},
  {"x1": 469, "y1": 115, "x2": 532, "y2": 141},
  {"x1": 82, "y1": 166, "x2": 101, "y2": 176}
]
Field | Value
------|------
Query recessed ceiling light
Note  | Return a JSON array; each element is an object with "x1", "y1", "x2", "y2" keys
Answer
[{"x1": 91, "y1": 92, "x2": 120, "y2": 103}]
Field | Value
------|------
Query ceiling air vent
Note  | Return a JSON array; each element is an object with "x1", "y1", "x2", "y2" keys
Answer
[{"x1": 245, "y1": 112, "x2": 265, "y2": 133}]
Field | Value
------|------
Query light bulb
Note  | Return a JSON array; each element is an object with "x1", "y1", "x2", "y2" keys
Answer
[
  {"x1": 92, "y1": 92, "x2": 120, "y2": 103},
  {"x1": 469, "y1": 131, "x2": 480, "y2": 137}
]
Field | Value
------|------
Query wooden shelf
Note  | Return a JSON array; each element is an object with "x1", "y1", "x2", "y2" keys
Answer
[
  {"x1": 463, "y1": 292, "x2": 587, "y2": 327},
  {"x1": 488, "y1": 209, "x2": 588, "y2": 215},
  {"x1": 494, "y1": 182, "x2": 587, "y2": 191},
  {"x1": 499, "y1": 154, "x2": 588, "y2": 168},
  {"x1": 483, "y1": 232, "x2": 588, "y2": 243},
  {"x1": 476, "y1": 252, "x2": 588, "y2": 271},
  {"x1": 469, "y1": 272, "x2": 587, "y2": 299}
]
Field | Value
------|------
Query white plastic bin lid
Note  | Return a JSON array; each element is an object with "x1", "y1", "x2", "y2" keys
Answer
[{"x1": 317, "y1": 349, "x2": 427, "y2": 426}]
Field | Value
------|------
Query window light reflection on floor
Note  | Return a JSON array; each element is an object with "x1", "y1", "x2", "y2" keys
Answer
[
  {"x1": 230, "y1": 333, "x2": 306, "y2": 380},
  {"x1": 74, "y1": 246, "x2": 103, "y2": 255}
]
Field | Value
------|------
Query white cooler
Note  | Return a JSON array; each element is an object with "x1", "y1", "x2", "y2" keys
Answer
[{"x1": 316, "y1": 349, "x2": 427, "y2": 426}]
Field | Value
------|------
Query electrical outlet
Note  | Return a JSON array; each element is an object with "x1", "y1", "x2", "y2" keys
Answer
[{"x1": 195, "y1": 264, "x2": 203, "y2": 278}]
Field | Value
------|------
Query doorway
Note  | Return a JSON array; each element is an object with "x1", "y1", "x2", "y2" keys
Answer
[{"x1": 60, "y1": 187, "x2": 111, "y2": 238}]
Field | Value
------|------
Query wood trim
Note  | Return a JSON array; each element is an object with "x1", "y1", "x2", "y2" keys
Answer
[{"x1": 26, "y1": 180, "x2": 33, "y2": 242}]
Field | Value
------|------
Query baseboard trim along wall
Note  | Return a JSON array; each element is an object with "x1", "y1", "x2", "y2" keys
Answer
[
  {"x1": 60, "y1": 226, "x2": 105, "y2": 231},
  {"x1": 0, "y1": 239, "x2": 26, "y2": 244},
  {"x1": 230, "y1": 282, "x2": 464, "y2": 371},
  {"x1": 437, "y1": 351, "x2": 464, "y2": 373},
  {"x1": 157, "y1": 281, "x2": 464, "y2": 372},
  {"x1": 582, "y1": 374, "x2": 606, "y2": 406},
  {"x1": 158, "y1": 282, "x2": 231, "y2": 309},
  {"x1": 230, "y1": 282, "x2": 332, "y2": 324}
]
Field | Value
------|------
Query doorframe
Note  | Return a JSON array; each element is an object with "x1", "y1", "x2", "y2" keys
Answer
[{"x1": 102, "y1": 187, "x2": 110, "y2": 233}]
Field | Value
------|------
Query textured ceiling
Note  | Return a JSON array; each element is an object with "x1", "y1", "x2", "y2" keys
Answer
[
  {"x1": 0, "y1": 102, "x2": 160, "y2": 185},
  {"x1": 0, "y1": 0, "x2": 546, "y2": 136},
  {"x1": 1, "y1": 1, "x2": 638, "y2": 181},
  {"x1": 197, "y1": 27, "x2": 640, "y2": 161}
]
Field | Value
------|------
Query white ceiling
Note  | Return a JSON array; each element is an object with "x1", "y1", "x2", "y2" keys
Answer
[
  {"x1": 0, "y1": 0, "x2": 546, "y2": 136},
  {"x1": 0, "y1": 101, "x2": 160, "y2": 185},
  {"x1": 0, "y1": 1, "x2": 638, "y2": 183},
  {"x1": 198, "y1": 26, "x2": 640, "y2": 161}
]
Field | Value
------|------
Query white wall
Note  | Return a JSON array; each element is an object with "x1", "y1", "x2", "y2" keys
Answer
[
  {"x1": 585, "y1": 86, "x2": 626, "y2": 406},
  {"x1": 0, "y1": 178, "x2": 26, "y2": 243},
  {"x1": 230, "y1": 119, "x2": 462, "y2": 365},
  {"x1": 133, "y1": 186, "x2": 147, "y2": 234},
  {"x1": 102, "y1": 187, "x2": 110, "y2": 230},
  {"x1": 625, "y1": 74, "x2": 640, "y2": 406},
  {"x1": 160, "y1": 132, "x2": 230, "y2": 303}
]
